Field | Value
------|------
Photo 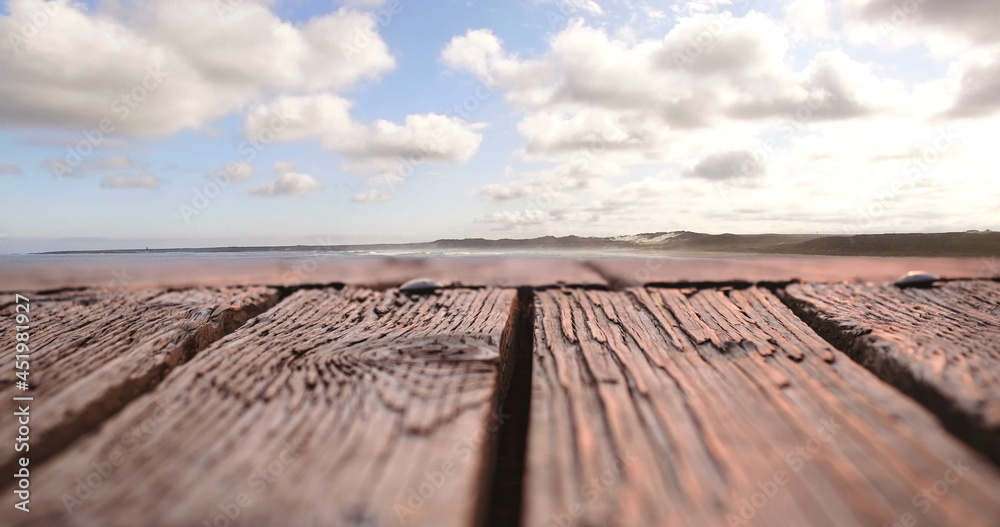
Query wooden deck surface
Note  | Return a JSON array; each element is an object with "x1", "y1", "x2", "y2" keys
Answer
[{"x1": 2, "y1": 259, "x2": 999, "y2": 526}]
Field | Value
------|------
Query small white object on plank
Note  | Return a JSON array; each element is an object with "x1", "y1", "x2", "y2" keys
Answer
[{"x1": 894, "y1": 270, "x2": 940, "y2": 287}]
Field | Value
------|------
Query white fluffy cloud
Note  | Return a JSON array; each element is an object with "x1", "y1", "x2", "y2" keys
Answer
[
  {"x1": 685, "y1": 150, "x2": 765, "y2": 181},
  {"x1": 249, "y1": 162, "x2": 323, "y2": 197},
  {"x1": 480, "y1": 158, "x2": 623, "y2": 201},
  {"x1": 351, "y1": 189, "x2": 392, "y2": 203},
  {"x1": 245, "y1": 95, "x2": 483, "y2": 178},
  {"x1": 444, "y1": 16, "x2": 907, "y2": 133},
  {"x1": 227, "y1": 161, "x2": 254, "y2": 183},
  {"x1": 943, "y1": 55, "x2": 1000, "y2": 118},
  {"x1": 785, "y1": 0, "x2": 833, "y2": 38},
  {"x1": 209, "y1": 160, "x2": 254, "y2": 183},
  {"x1": 100, "y1": 173, "x2": 161, "y2": 189},
  {"x1": 846, "y1": 0, "x2": 1000, "y2": 49},
  {"x1": 0, "y1": 0, "x2": 395, "y2": 136},
  {"x1": 444, "y1": 8, "x2": 1000, "y2": 233}
]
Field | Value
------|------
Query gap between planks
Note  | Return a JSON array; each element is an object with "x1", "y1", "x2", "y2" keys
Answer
[
  {"x1": 12, "y1": 280, "x2": 998, "y2": 526},
  {"x1": 6, "y1": 286, "x2": 538, "y2": 527},
  {"x1": 778, "y1": 280, "x2": 1000, "y2": 467}
]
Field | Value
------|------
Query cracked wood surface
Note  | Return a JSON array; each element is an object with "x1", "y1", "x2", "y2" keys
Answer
[
  {"x1": 8, "y1": 287, "x2": 517, "y2": 527},
  {"x1": 0, "y1": 287, "x2": 280, "y2": 483},
  {"x1": 780, "y1": 280, "x2": 1000, "y2": 464},
  {"x1": 526, "y1": 287, "x2": 1000, "y2": 527},
  {"x1": 591, "y1": 257, "x2": 997, "y2": 287}
]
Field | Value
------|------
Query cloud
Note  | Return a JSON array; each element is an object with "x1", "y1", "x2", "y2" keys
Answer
[
  {"x1": 249, "y1": 162, "x2": 322, "y2": 197},
  {"x1": 0, "y1": 0, "x2": 395, "y2": 136},
  {"x1": 544, "y1": 0, "x2": 605, "y2": 16},
  {"x1": 847, "y1": 0, "x2": 1000, "y2": 48},
  {"x1": 785, "y1": 0, "x2": 833, "y2": 38},
  {"x1": 0, "y1": 163, "x2": 23, "y2": 175},
  {"x1": 447, "y1": 13, "x2": 917, "y2": 217},
  {"x1": 100, "y1": 173, "x2": 161, "y2": 189},
  {"x1": 210, "y1": 160, "x2": 253, "y2": 183},
  {"x1": 474, "y1": 209, "x2": 550, "y2": 228},
  {"x1": 685, "y1": 150, "x2": 765, "y2": 181},
  {"x1": 443, "y1": 16, "x2": 907, "y2": 139},
  {"x1": 480, "y1": 158, "x2": 622, "y2": 201},
  {"x1": 351, "y1": 189, "x2": 392, "y2": 203},
  {"x1": 244, "y1": 94, "x2": 365, "y2": 148},
  {"x1": 229, "y1": 161, "x2": 254, "y2": 182},
  {"x1": 943, "y1": 56, "x2": 1000, "y2": 118},
  {"x1": 44, "y1": 154, "x2": 138, "y2": 177},
  {"x1": 343, "y1": 114, "x2": 483, "y2": 172},
  {"x1": 672, "y1": 0, "x2": 735, "y2": 17},
  {"x1": 245, "y1": 95, "x2": 483, "y2": 178},
  {"x1": 83, "y1": 155, "x2": 136, "y2": 171}
]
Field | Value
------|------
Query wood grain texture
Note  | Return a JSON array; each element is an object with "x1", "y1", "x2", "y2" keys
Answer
[
  {"x1": 0, "y1": 287, "x2": 280, "y2": 481},
  {"x1": 9, "y1": 287, "x2": 518, "y2": 527},
  {"x1": 526, "y1": 287, "x2": 1000, "y2": 527},
  {"x1": 780, "y1": 280, "x2": 1000, "y2": 464},
  {"x1": 592, "y1": 257, "x2": 997, "y2": 287}
]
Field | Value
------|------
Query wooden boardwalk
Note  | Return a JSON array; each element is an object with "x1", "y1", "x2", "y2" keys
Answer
[{"x1": 2, "y1": 258, "x2": 999, "y2": 526}]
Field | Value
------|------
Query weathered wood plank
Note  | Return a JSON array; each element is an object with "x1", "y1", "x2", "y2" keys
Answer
[
  {"x1": 9, "y1": 287, "x2": 519, "y2": 527},
  {"x1": 780, "y1": 280, "x2": 1000, "y2": 464},
  {"x1": 526, "y1": 287, "x2": 1000, "y2": 527},
  {"x1": 0, "y1": 287, "x2": 280, "y2": 481},
  {"x1": 592, "y1": 257, "x2": 997, "y2": 287},
  {"x1": 0, "y1": 256, "x2": 607, "y2": 290}
]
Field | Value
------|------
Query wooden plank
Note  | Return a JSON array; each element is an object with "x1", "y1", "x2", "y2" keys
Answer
[
  {"x1": 780, "y1": 280, "x2": 1000, "y2": 464},
  {"x1": 10, "y1": 287, "x2": 519, "y2": 526},
  {"x1": 0, "y1": 256, "x2": 607, "y2": 290},
  {"x1": 0, "y1": 286, "x2": 280, "y2": 481},
  {"x1": 592, "y1": 257, "x2": 997, "y2": 287},
  {"x1": 526, "y1": 287, "x2": 1000, "y2": 527}
]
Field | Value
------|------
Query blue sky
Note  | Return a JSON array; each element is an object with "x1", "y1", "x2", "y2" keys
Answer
[{"x1": 1, "y1": 0, "x2": 998, "y2": 253}]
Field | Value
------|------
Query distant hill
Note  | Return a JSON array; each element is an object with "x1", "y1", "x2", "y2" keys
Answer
[
  {"x1": 769, "y1": 232, "x2": 1000, "y2": 257},
  {"x1": 39, "y1": 231, "x2": 1000, "y2": 257}
]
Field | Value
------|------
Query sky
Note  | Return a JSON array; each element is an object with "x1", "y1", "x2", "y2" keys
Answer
[{"x1": 0, "y1": 0, "x2": 998, "y2": 252}]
